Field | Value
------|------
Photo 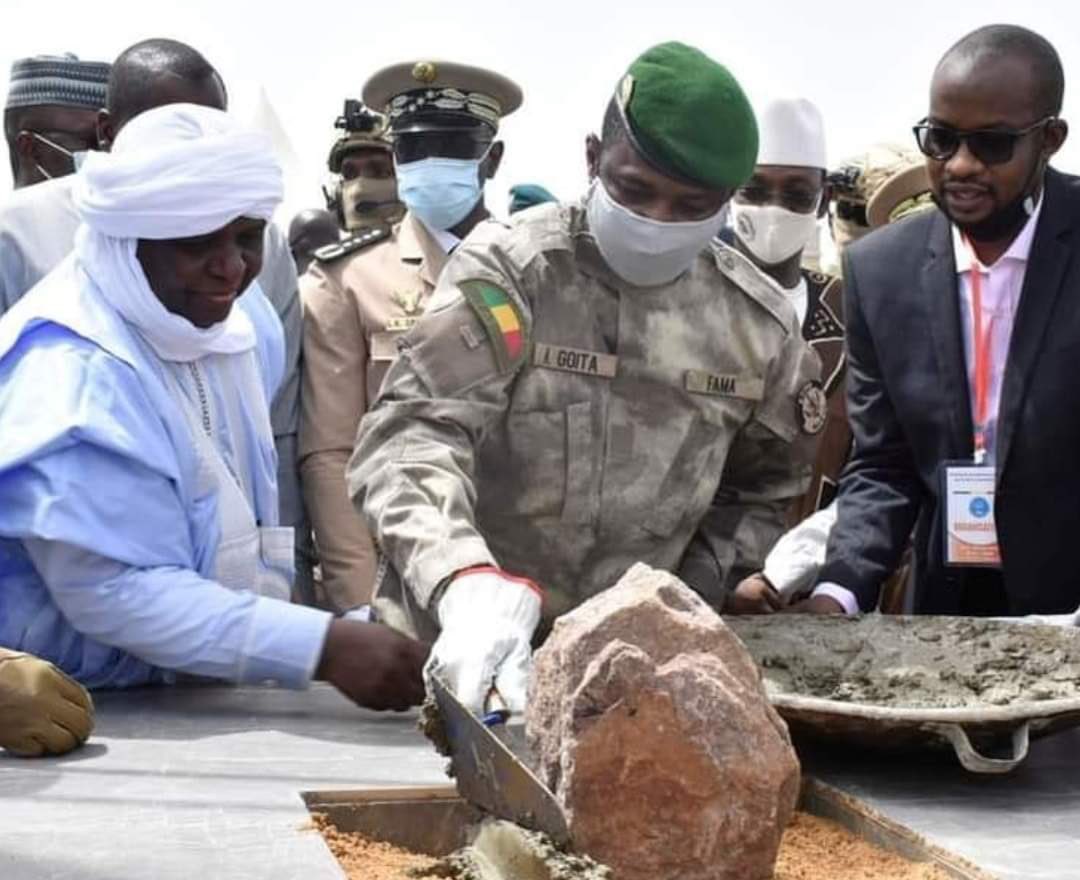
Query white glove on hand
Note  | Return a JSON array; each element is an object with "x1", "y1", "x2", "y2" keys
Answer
[{"x1": 427, "y1": 566, "x2": 542, "y2": 715}]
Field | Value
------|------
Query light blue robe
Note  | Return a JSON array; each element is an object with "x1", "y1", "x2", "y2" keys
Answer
[{"x1": 0, "y1": 259, "x2": 328, "y2": 689}]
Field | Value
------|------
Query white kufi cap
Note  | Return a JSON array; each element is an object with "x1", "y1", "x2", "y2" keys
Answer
[{"x1": 755, "y1": 97, "x2": 826, "y2": 169}]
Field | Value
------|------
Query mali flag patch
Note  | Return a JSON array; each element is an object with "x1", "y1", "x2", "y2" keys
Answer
[{"x1": 458, "y1": 279, "x2": 526, "y2": 374}]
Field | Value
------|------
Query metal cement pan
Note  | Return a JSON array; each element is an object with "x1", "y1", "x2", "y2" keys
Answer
[{"x1": 727, "y1": 615, "x2": 1080, "y2": 774}]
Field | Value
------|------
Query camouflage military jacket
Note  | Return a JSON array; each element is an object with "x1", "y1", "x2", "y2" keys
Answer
[{"x1": 348, "y1": 202, "x2": 822, "y2": 638}]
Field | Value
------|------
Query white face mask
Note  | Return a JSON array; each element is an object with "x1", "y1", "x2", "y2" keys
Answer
[
  {"x1": 731, "y1": 202, "x2": 820, "y2": 266},
  {"x1": 586, "y1": 180, "x2": 726, "y2": 287}
]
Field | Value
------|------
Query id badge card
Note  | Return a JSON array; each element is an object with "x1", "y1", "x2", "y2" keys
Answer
[{"x1": 941, "y1": 462, "x2": 1001, "y2": 568}]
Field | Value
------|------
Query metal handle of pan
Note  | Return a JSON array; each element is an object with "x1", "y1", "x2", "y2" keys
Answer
[{"x1": 929, "y1": 721, "x2": 1031, "y2": 774}]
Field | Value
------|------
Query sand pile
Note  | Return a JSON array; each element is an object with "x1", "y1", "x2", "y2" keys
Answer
[{"x1": 314, "y1": 811, "x2": 954, "y2": 880}]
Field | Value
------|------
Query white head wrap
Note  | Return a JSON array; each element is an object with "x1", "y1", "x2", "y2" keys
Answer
[{"x1": 72, "y1": 103, "x2": 284, "y2": 362}]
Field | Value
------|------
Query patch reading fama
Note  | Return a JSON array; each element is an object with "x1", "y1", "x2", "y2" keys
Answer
[
  {"x1": 458, "y1": 279, "x2": 526, "y2": 374},
  {"x1": 534, "y1": 343, "x2": 618, "y2": 378},
  {"x1": 684, "y1": 370, "x2": 764, "y2": 401},
  {"x1": 796, "y1": 381, "x2": 828, "y2": 435}
]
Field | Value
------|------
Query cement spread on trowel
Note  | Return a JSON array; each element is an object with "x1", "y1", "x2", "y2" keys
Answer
[
  {"x1": 417, "y1": 707, "x2": 610, "y2": 879},
  {"x1": 413, "y1": 820, "x2": 610, "y2": 879},
  {"x1": 729, "y1": 615, "x2": 1080, "y2": 708}
]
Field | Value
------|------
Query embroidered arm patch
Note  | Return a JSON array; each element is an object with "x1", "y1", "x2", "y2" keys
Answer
[{"x1": 458, "y1": 279, "x2": 527, "y2": 375}]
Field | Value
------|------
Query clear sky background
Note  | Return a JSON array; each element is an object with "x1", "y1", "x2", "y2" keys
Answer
[{"x1": 2, "y1": 0, "x2": 1077, "y2": 222}]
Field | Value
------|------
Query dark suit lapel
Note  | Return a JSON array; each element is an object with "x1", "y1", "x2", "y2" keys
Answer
[
  {"x1": 997, "y1": 170, "x2": 1076, "y2": 476},
  {"x1": 922, "y1": 210, "x2": 973, "y2": 457}
]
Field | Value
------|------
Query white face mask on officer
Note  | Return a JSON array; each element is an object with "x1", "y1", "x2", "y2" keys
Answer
[
  {"x1": 586, "y1": 179, "x2": 727, "y2": 287},
  {"x1": 730, "y1": 202, "x2": 820, "y2": 266}
]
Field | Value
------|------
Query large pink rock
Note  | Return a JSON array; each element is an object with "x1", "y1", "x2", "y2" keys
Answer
[{"x1": 526, "y1": 563, "x2": 799, "y2": 880}]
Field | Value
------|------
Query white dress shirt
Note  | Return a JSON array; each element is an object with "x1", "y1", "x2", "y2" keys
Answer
[{"x1": 814, "y1": 198, "x2": 1043, "y2": 615}]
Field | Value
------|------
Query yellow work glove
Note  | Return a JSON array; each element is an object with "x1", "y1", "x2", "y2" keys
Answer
[{"x1": 0, "y1": 648, "x2": 94, "y2": 757}]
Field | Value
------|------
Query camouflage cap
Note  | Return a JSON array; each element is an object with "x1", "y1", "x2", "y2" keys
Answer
[
  {"x1": 327, "y1": 101, "x2": 392, "y2": 173},
  {"x1": 830, "y1": 144, "x2": 916, "y2": 201},
  {"x1": 327, "y1": 129, "x2": 392, "y2": 173},
  {"x1": 616, "y1": 42, "x2": 758, "y2": 191},
  {"x1": 866, "y1": 163, "x2": 933, "y2": 228}
]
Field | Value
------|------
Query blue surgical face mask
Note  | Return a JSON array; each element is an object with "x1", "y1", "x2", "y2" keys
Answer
[{"x1": 394, "y1": 148, "x2": 489, "y2": 231}]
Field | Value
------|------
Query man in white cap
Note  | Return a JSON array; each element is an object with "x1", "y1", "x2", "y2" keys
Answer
[
  {"x1": 697, "y1": 98, "x2": 844, "y2": 613},
  {"x1": 0, "y1": 103, "x2": 428, "y2": 710},
  {"x1": 727, "y1": 98, "x2": 831, "y2": 327},
  {"x1": 727, "y1": 136, "x2": 936, "y2": 614}
]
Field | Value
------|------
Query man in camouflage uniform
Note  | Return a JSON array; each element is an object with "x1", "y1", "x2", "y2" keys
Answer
[
  {"x1": 321, "y1": 100, "x2": 404, "y2": 235},
  {"x1": 300, "y1": 63, "x2": 521, "y2": 614},
  {"x1": 349, "y1": 42, "x2": 823, "y2": 713}
]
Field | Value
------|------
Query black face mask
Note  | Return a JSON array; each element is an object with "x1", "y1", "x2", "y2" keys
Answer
[{"x1": 934, "y1": 156, "x2": 1043, "y2": 243}]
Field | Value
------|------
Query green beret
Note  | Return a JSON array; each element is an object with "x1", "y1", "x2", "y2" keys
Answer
[
  {"x1": 617, "y1": 42, "x2": 758, "y2": 190},
  {"x1": 508, "y1": 183, "x2": 556, "y2": 214}
]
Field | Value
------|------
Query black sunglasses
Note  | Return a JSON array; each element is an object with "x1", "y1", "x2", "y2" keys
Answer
[
  {"x1": 912, "y1": 116, "x2": 1054, "y2": 166},
  {"x1": 392, "y1": 130, "x2": 492, "y2": 165}
]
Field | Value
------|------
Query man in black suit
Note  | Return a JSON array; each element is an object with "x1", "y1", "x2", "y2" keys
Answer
[{"x1": 802, "y1": 24, "x2": 1074, "y2": 617}]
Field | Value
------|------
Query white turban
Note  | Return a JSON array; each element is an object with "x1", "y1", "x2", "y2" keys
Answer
[
  {"x1": 74, "y1": 102, "x2": 283, "y2": 238},
  {"x1": 71, "y1": 103, "x2": 284, "y2": 362}
]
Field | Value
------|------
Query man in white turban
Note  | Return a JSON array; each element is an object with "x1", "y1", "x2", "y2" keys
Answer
[{"x1": 0, "y1": 104, "x2": 428, "y2": 712}]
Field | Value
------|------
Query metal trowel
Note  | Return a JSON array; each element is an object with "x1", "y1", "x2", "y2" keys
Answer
[{"x1": 429, "y1": 673, "x2": 571, "y2": 848}]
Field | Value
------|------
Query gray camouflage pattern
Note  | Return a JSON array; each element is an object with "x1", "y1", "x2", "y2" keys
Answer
[{"x1": 347, "y1": 201, "x2": 821, "y2": 638}]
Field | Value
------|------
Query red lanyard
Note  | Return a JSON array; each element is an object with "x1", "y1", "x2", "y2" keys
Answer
[{"x1": 965, "y1": 236, "x2": 994, "y2": 464}]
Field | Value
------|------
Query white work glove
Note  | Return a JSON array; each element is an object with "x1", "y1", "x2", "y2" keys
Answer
[{"x1": 427, "y1": 565, "x2": 542, "y2": 715}]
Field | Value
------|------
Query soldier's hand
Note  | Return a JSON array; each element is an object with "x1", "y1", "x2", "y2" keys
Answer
[
  {"x1": 725, "y1": 574, "x2": 783, "y2": 615},
  {"x1": 317, "y1": 620, "x2": 430, "y2": 712},
  {"x1": 785, "y1": 594, "x2": 847, "y2": 615},
  {"x1": 0, "y1": 649, "x2": 95, "y2": 758},
  {"x1": 428, "y1": 566, "x2": 542, "y2": 715}
]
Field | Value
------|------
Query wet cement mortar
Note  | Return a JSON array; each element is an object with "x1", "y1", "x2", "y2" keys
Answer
[
  {"x1": 416, "y1": 821, "x2": 610, "y2": 880},
  {"x1": 415, "y1": 701, "x2": 609, "y2": 878},
  {"x1": 728, "y1": 615, "x2": 1080, "y2": 708},
  {"x1": 418, "y1": 697, "x2": 453, "y2": 760}
]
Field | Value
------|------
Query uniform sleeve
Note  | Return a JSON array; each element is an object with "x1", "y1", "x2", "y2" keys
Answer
[
  {"x1": 23, "y1": 538, "x2": 331, "y2": 688},
  {"x1": 818, "y1": 252, "x2": 923, "y2": 609},
  {"x1": 298, "y1": 260, "x2": 377, "y2": 611},
  {"x1": 347, "y1": 242, "x2": 531, "y2": 610},
  {"x1": 678, "y1": 322, "x2": 821, "y2": 607}
]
